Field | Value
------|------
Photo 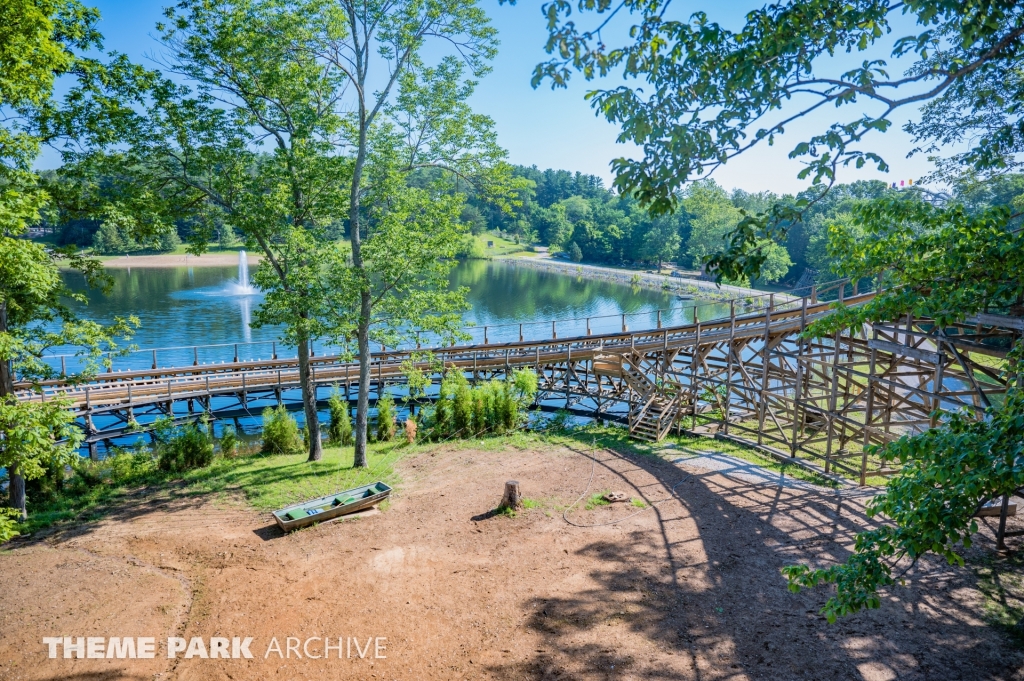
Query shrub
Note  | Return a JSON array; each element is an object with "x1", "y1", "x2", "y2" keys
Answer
[
  {"x1": 71, "y1": 457, "x2": 107, "y2": 487},
  {"x1": 376, "y1": 392, "x2": 396, "y2": 442},
  {"x1": 24, "y1": 457, "x2": 67, "y2": 505},
  {"x1": 261, "y1": 406, "x2": 303, "y2": 455},
  {"x1": 494, "y1": 381, "x2": 517, "y2": 432},
  {"x1": 547, "y1": 409, "x2": 575, "y2": 433},
  {"x1": 0, "y1": 508, "x2": 20, "y2": 543},
  {"x1": 108, "y1": 449, "x2": 157, "y2": 482},
  {"x1": 471, "y1": 388, "x2": 488, "y2": 436},
  {"x1": 567, "y1": 241, "x2": 583, "y2": 262},
  {"x1": 426, "y1": 369, "x2": 539, "y2": 440},
  {"x1": 453, "y1": 380, "x2": 472, "y2": 436},
  {"x1": 433, "y1": 386, "x2": 452, "y2": 438},
  {"x1": 327, "y1": 389, "x2": 353, "y2": 446},
  {"x1": 219, "y1": 424, "x2": 239, "y2": 457},
  {"x1": 158, "y1": 422, "x2": 214, "y2": 472},
  {"x1": 512, "y1": 368, "x2": 538, "y2": 402}
]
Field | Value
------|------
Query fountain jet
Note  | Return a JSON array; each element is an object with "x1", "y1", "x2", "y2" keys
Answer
[{"x1": 230, "y1": 250, "x2": 255, "y2": 294}]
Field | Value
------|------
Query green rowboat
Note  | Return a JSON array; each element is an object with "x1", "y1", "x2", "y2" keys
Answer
[{"x1": 272, "y1": 481, "x2": 392, "y2": 532}]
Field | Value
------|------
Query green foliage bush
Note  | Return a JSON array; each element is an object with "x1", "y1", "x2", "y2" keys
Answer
[
  {"x1": 376, "y1": 392, "x2": 397, "y2": 442},
  {"x1": 109, "y1": 449, "x2": 158, "y2": 481},
  {"x1": 452, "y1": 377, "x2": 473, "y2": 436},
  {"x1": 429, "y1": 368, "x2": 539, "y2": 440},
  {"x1": 219, "y1": 425, "x2": 239, "y2": 457},
  {"x1": 157, "y1": 422, "x2": 214, "y2": 473},
  {"x1": 0, "y1": 508, "x2": 20, "y2": 543},
  {"x1": 327, "y1": 389, "x2": 353, "y2": 446},
  {"x1": 546, "y1": 409, "x2": 575, "y2": 433},
  {"x1": 23, "y1": 457, "x2": 67, "y2": 506},
  {"x1": 71, "y1": 457, "x2": 107, "y2": 487},
  {"x1": 260, "y1": 406, "x2": 303, "y2": 455}
]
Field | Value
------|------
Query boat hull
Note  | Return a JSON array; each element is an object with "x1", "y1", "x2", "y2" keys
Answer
[{"x1": 272, "y1": 482, "x2": 392, "y2": 532}]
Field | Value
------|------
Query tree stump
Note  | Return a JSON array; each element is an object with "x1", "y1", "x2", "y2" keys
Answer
[{"x1": 499, "y1": 480, "x2": 523, "y2": 512}]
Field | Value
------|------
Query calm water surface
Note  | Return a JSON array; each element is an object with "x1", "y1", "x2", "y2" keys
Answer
[{"x1": 58, "y1": 259, "x2": 729, "y2": 370}]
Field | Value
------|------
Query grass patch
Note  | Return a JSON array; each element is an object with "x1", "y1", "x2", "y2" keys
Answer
[
  {"x1": 14, "y1": 421, "x2": 847, "y2": 540},
  {"x1": 464, "y1": 232, "x2": 528, "y2": 259},
  {"x1": 18, "y1": 439, "x2": 413, "y2": 536},
  {"x1": 630, "y1": 498, "x2": 647, "y2": 509},
  {"x1": 474, "y1": 232, "x2": 526, "y2": 257},
  {"x1": 17, "y1": 429, "x2": 556, "y2": 537}
]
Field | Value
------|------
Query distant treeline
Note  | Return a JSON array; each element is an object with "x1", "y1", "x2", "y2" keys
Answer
[
  {"x1": 466, "y1": 166, "x2": 1024, "y2": 285},
  {"x1": 37, "y1": 164, "x2": 1024, "y2": 285}
]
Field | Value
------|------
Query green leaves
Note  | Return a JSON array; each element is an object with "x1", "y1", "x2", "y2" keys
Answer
[
  {"x1": 0, "y1": 395, "x2": 81, "y2": 486},
  {"x1": 527, "y1": 0, "x2": 1024, "y2": 282},
  {"x1": 784, "y1": 389, "x2": 1024, "y2": 621},
  {"x1": 810, "y1": 197, "x2": 1024, "y2": 335},
  {"x1": 777, "y1": 195, "x2": 1024, "y2": 621}
]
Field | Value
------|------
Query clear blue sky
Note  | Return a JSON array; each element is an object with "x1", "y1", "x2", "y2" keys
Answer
[{"x1": 74, "y1": 0, "x2": 937, "y2": 195}]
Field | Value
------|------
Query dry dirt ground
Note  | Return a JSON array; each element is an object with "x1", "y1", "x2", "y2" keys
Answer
[{"x1": 2, "y1": 441, "x2": 1023, "y2": 681}]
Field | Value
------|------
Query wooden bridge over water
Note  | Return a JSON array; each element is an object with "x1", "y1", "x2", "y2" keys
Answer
[{"x1": 19, "y1": 280, "x2": 1022, "y2": 484}]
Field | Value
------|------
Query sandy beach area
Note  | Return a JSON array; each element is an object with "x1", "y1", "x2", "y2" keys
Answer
[{"x1": 101, "y1": 252, "x2": 260, "y2": 268}]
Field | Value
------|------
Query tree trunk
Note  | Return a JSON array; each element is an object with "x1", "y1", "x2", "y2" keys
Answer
[
  {"x1": 499, "y1": 480, "x2": 523, "y2": 512},
  {"x1": 296, "y1": 327, "x2": 323, "y2": 462},
  {"x1": 0, "y1": 301, "x2": 24, "y2": 518},
  {"x1": 349, "y1": 95, "x2": 371, "y2": 468},
  {"x1": 8, "y1": 464, "x2": 26, "y2": 520},
  {"x1": 353, "y1": 296, "x2": 371, "y2": 468}
]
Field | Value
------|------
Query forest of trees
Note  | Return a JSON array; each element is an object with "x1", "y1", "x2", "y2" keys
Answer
[
  {"x1": 465, "y1": 166, "x2": 1024, "y2": 286},
  {"x1": 38, "y1": 160, "x2": 1024, "y2": 285}
]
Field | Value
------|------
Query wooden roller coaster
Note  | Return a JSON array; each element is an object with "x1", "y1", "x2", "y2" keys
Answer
[{"x1": 18, "y1": 279, "x2": 1023, "y2": 485}]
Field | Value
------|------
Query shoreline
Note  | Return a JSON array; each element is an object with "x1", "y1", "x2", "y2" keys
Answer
[
  {"x1": 98, "y1": 252, "x2": 259, "y2": 268},
  {"x1": 495, "y1": 255, "x2": 786, "y2": 302}
]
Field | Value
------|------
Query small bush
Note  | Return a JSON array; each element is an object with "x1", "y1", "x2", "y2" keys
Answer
[
  {"x1": 452, "y1": 378, "x2": 473, "y2": 437},
  {"x1": 426, "y1": 369, "x2": 539, "y2": 441},
  {"x1": 220, "y1": 424, "x2": 240, "y2": 457},
  {"x1": 327, "y1": 389, "x2": 353, "y2": 446},
  {"x1": 261, "y1": 406, "x2": 303, "y2": 455},
  {"x1": 432, "y1": 370, "x2": 468, "y2": 438},
  {"x1": 547, "y1": 409, "x2": 575, "y2": 433},
  {"x1": 24, "y1": 457, "x2": 67, "y2": 505},
  {"x1": 471, "y1": 388, "x2": 488, "y2": 437},
  {"x1": 158, "y1": 422, "x2": 214, "y2": 472},
  {"x1": 376, "y1": 392, "x2": 396, "y2": 442},
  {"x1": 109, "y1": 449, "x2": 157, "y2": 482},
  {"x1": 71, "y1": 457, "x2": 108, "y2": 487},
  {"x1": 0, "y1": 508, "x2": 20, "y2": 543}
]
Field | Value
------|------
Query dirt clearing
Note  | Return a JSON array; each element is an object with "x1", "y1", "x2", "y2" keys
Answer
[{"x1": 1, "y1": 441, "x2": 1022, "y2": 680}]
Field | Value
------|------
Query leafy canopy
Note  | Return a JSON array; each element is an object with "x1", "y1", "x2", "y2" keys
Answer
[
  {"x1": 1, "y1": 0, "x2": 143, "y2": 519},
  {"x1": 525, "y1": 0, "x2": 1024, "y2": 281},
  {"x1": 521, "y1": 0, "x2": 1024, "y2": 621}
]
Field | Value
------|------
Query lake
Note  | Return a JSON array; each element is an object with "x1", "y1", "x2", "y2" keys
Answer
[{"x1": 58, "y1": 258, "x2": 729, "y2": 371}]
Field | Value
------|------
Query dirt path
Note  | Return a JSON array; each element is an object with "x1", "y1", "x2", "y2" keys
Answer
[{"x1": 1, "y1": 443, "x2": 1021, "y2": 680}]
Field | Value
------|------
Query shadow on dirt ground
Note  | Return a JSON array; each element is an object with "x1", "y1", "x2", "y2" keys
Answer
[{"x1": 485, "y1": 438, "x2": 1024, "y2": 680}]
